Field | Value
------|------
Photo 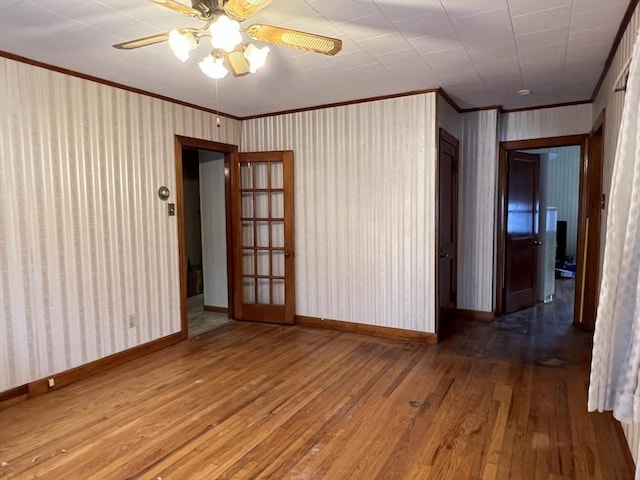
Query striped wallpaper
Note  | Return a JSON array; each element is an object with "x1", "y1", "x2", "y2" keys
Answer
[
  {"x1": 591, "y1": 2, "x2": 640, "y2": 465},
  {"x1": 436, "y1": 97, "x2": 499, "y2": 314},
  {"x1": 241, "y1": 94, "x2": 438, "y2": 333},
  {"x1": 500, "y1": 104, "x2": 592, "y2": 142},
  {"x1": 437, "y1": 94, "x2": 461, "y2": 139},
  {"x1": 0, "y1": 57, "x2": 241, "y2": 392},
  {"x1": 458, "y1": 110, "x2": 499, "y2": 312}
]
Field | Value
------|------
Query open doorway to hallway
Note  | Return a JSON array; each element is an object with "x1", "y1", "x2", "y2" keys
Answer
[
  {"x1": 496, "y1": 132, "x2": 602, "y2": 332},
  {"x1": 182, "y1": 147, "x2": 231, "y2": 337},
  {"x1": 523, "y1": 145, "x2": 581, "y2": 318}
]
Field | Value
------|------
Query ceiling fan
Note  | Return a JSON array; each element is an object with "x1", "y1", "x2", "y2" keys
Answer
[{"x1": 113, "y1": 0, "x2": 343, "y2": 79}]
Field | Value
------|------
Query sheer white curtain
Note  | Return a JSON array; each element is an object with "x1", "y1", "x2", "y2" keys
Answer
[{"x1": 588, "y1": 27, "x2": 640, "y2": 472}]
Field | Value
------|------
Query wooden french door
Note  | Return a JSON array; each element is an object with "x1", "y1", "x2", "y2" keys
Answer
[
  {"x1": 504, "y1": 151, "x2": 540, "y2": 313},
  {"x1": 231, "y1": 151, "x2": 295, "y2": 324}
]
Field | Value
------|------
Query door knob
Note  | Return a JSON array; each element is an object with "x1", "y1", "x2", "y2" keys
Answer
[
  {"x1": 532, "y1": 240, "x2": 542, "y2": 245},
  {"x1": 439, "y1": 253, "x2": 450, "y2": 259},
  {"x1": 284, "y1": 251, "x2": 292, "y2": 258}
]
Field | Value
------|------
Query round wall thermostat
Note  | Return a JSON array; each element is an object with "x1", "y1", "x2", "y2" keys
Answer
[{"x1": 158, "y1": 186, "x2": 170, "y2": 201}]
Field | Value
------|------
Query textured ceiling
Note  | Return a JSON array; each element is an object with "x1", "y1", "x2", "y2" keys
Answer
[{"x1": 0, "y1": 0, "x2": 631, "y2": 117}]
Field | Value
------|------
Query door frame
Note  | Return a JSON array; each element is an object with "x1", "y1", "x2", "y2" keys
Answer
[
  {"x1": 496, "y1": 134, "x2": 588, "y2": 320},
  {"x1": 435, "y1": 128, "x2": 459, "y2": 340},
  {"x1": 175, "y1": 135, "x2": 238, "y2": 340},
  {"x1": 577, "y1": 110, "x2": 605, "y2": 331}
]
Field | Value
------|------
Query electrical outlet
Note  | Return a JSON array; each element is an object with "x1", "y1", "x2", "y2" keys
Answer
[
  {"x1": 128, "y1": 314, "x2": 138, "y2": 329},
  {"x1": 48, "y1": 378, "x2": 55, "y2": 388}
]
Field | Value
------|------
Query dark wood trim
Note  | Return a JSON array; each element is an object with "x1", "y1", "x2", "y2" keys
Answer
[
  {"x1": 175, "y1": 136, "x2": 238, "y2": 339},
  {"x1": 242, "y1": 88, "x2": 440, "y2": 120},
  {"x1": 495, "y1": 146, "x2": 508, "y2": 317},
  {"x1": 436, "y1": 128, "x2": 460, "y2": 341},
  {"x1": 296, "y1": 316, "x2": 438, "y2": 345},
  {"x1": 0, "y1": 385, "x2": 29, "y2": 410},
  {"x1": 2, "y1": 48, "x2": 606, "y2": 121},
  {"x1": 575, "y1": 136, "x2": 590, "y2": 328},
  {"x1": 591, "y1": 0, "x2": 640, "y2": 101},
  {"x1": 574, "y1": 110, "x2": 605, "y2": 330},
  {"x1": 0, "y1": 50, "x2": 241, "y2": 122},
  {"x1": 27, "y1": 332, "x2": 182, "y2": 397},
  {"x1": 460, "y1": 105, "x2": 502, "y2": 113},
  {"x1": 456, "y1": 309, "x2": 495, "y2": 322},
  {"x1": 437, "y1": 88, "x2": 461, "y2": 113},
  {"x1": 591, "y1": 109, "x2": 606, "y2": 136},
  {"x1": 501, "y1": 100, "x2": 591, "y2": 114},
  {"x1": 501, "y1": 135, "x2": 588, "y2": 151},
  {"x1": 204, "y1": 305, "x2": 229, "y2": 314},
  {"x1": 496, "y1": 134, "x2": 588, "y2": 318}
]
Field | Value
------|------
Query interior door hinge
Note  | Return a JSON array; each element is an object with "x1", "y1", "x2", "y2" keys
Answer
[{"x1": 601, "y1": 194, "x2": 606, "y2": 210}]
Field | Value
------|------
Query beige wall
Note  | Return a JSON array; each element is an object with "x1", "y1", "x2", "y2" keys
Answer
[
  {"x1": 458, "y1": 110, "x2": 500, "y2": 312},
  {"x1": 0, "y1": 57, "x2": 241, "y2": 392},
  {"x1": 199, "y1": 151, "x2": 228, "y2": 308},
  {"x1": 242, "y1": 94, "x2": 438, "y2": 333},
  {"x1": 500, "y1": 104, "x2": 592, "y2": 142}
]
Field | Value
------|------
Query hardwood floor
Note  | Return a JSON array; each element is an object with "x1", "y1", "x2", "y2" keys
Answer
[{"x1": 0, "y1": 288, "x2": 634, "y2": 479}]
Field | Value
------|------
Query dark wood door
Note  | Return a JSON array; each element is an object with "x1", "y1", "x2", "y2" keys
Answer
[
  {"x1": 437, "y1": 129, "x2": 458, "y2": 336},
  {"x1": 504, "y1": 151, "x2": 540, "y2": 313},
  {"x1": 576, "y1": 122, "x2": 604, "y2": 331},
  {"x1": 231, "y1": 151, "x2": 295, "y2": 324}
]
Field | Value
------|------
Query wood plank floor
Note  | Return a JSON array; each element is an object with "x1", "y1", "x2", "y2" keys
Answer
[{"x1": 0, "y1": 287, "x2": 634, "y2": 479}]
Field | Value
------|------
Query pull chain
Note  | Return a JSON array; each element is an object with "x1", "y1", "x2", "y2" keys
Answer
[{"x1": 215, "y1": 80, "x2": 221, "y2": 128}]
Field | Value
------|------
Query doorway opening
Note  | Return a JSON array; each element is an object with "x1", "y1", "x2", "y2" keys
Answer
[
  {"x1": 175, "y1": 136, "x2": 238, "y2": 339},
  {"x1": 496, "y1": 129, "x2": 603, "y2": 331}
]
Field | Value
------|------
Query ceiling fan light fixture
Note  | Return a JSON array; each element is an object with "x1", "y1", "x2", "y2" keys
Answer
[
  {"x1": 168, "y1": 29, "x2": 197, "y2": 62},
  {"x1": 199, "y1": 54, "x2": 228, "y2": 79},
  {"x1": 209, "y1": 15, "x2": 242, "y2": 53},
  {"x1": 244, "y1": 44, "x2": 270, "y2": 73},
  {"x1": 224, "y1": 0, "x2": 272, "y2": 21}
]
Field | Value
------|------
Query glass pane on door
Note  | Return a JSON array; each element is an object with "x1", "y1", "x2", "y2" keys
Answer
[
  {"x1": 242, "y1": 222, "x2": 254, "y2": 247},
  {"x1": 243, "y1": 278, "x2": 255, "y2": 303},
  {"x1": 257, "y1": 278, "x2": 270, "y2": 304},
  {"x1": 273, "y1": 280, "x2": 285, "y2": 305},
  {"x1": 271, "y1": 192, "x2": 284, "y2": 218},
  {"x1": 241, "y1": 163, "x2": 253, "y2": 189},
  {"x1": 271, "y1": 162, "x2": 283, "y2": 189},
  {"x1": 256, "y1": 221, "x2": 269, "y2": 247},
  {"x1": 255, "y1": 163, "x2": 269, "y2": 189},
  {"x1": 257, "y1": 250, "x2": 270, "y2": 276},
  {"x1": 241, "y1": 193, "x2": 253, "y2": 218},
  {"x1": 255, "y1": 192, "x2": 269, "y2": 218},
  {"x1": 272, "y1": 221, "x2": 284, "y2": 248},
  {"x1": 272, "y1": 251, "x2": 285, "y2": 277}
]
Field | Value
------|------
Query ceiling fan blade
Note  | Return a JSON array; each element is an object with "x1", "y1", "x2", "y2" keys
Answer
[
  {"x1": 245, "y1": 24, "x2": 342, "y2": 56},
  {"x1": 224, "y1": 0, "x2": 272, "y2": 21},
  {"x1": 150, "y1": 0, "x2": 203, "y2": 18},
  {"x1": 113, "y1": 32, "x2": 171, "y2": 49},
  {"x1": 224, "y1": 51, "x2": 250, "y2": 76}
]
